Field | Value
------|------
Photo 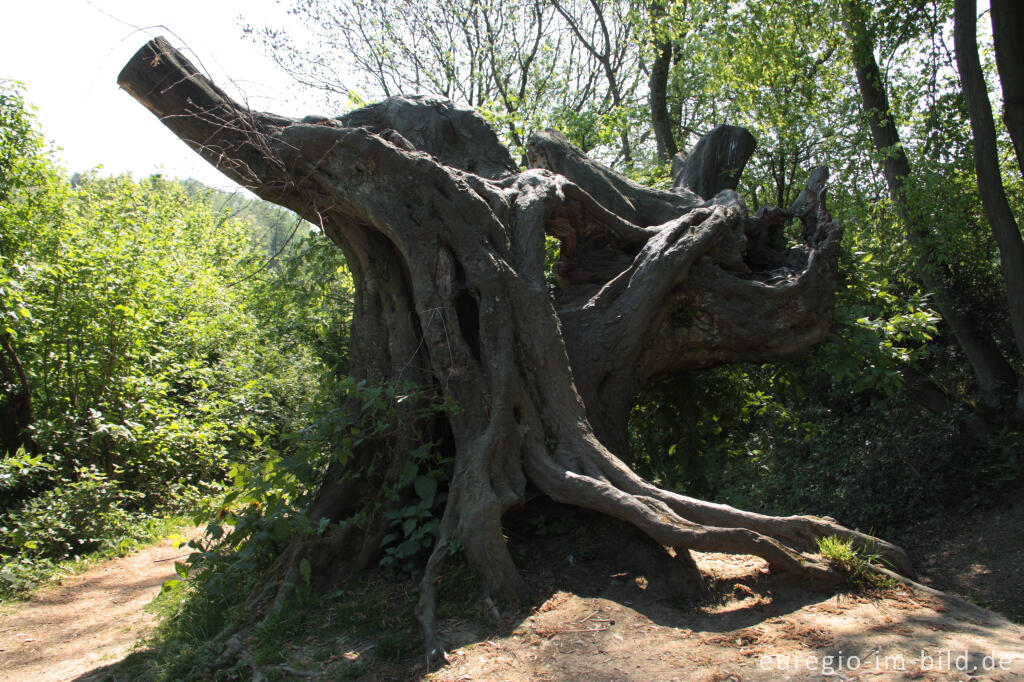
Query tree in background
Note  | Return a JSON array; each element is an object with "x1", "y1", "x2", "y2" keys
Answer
[
  {"x1": 247, "y1": 0, "x2": 694, "y2": 166},
  {"x1": 842, "y1": 0, "x2": 1018, "y2": 409},
  {"x1": 954, "y1": 0, "x2": 1024, "y2": 419},
  {"x1": 0, "y1": 82, "x2": 66, "y2": 457}
]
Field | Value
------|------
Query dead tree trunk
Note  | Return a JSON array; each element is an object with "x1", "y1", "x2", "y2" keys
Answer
[{"x1": 118, "y1": 37, "x2": 913, "y2": 656}]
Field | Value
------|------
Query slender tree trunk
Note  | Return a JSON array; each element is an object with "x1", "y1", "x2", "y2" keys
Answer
[
  {"x1": 991, "y1": 0, "x2": 1024, "y2": 180},
  {"x1": 955, "y1": 0, "x2": 1024, "y2": 377},
  {"x1": 843, "y1": 0, "x2": 1017, "y2": 405},
  {"x1": 0, "y1": 331, "x2": 32, "y2": 455},
  {"x1": 650, "y1": 39, "x2": 678, "y2": 162}
]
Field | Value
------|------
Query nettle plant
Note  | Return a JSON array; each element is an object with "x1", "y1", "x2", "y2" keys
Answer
[
  {"x1": 184, "y1": 377, "x2": 456, "y2": 598},
  {"x1": 378, "y1": 440, "x2": 453, "y2": 575}
]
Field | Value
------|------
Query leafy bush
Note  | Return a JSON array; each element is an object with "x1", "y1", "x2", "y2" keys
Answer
[
  {"x1": 180, "y1": 377, "x2": 453, "y2": 606},
  {"x1": 630, "y1": 356, "x2": 1019, "y2": 538},
  {"x1": 0, "y1": 82, "x2": 339, "y2": 591},
  {"x1": 1, "y1": 467, "x2": 139, "y2": 561}
]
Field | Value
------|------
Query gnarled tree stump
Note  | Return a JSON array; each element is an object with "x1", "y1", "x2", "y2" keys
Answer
[{"x1": 118, "y1": 37, "x2": 913, "y2": 658}]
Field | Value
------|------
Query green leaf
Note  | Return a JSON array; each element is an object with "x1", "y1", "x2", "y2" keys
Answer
[
  {"x1": 414, "y1": 475, "x2": 437, "y2": 506},
  {"x1": 396, "y1": 538, "x2": 419, "y2": 558},
  {"x1": 398, "y1": 461, "x2": 418, "y2": 488}
]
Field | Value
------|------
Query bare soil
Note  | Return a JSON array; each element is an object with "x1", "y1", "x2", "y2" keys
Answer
[
  {"x1": 429, "y1": 552, "x2": 1024, "y2": 681},
  {"x1": 0, "y1": 528, "x2": 201, "y2": 682},
  {"x1": 905, "y1": 492, "x2": 1024, "y2": 623},
  {"x1": 420, "y1": 506, "x2": 1024, "y2": 682}
]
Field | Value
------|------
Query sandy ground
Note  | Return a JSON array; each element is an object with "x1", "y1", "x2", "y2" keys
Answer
[
  {"x1": 0, "y1": 528, "x2": 201, "y2": 682},
  {"x1": 429, "y1": 552, "x2": 1024, "y2": 682}
]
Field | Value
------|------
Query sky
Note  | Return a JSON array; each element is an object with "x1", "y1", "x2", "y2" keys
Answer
[{"x1": 0, "y1": 0, "x2": 328, "y2": 191}]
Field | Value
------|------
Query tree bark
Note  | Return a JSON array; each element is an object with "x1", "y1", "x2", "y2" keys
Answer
[
  {"x1": 843, "y1": 0, "x2": 1017, "y2": 405},
  {"x1": 991, "y1": 0, "x2": 1024, "y2": 180},
  {"x1": 649, "y1": 38, "x2": 678, "y2": 162},
  {"x1": 0, "y1": 331, "x2": 33, "y2": 455},
  {"x1": 955, "y1": 0, "x2": 1024, "y2": 376},
  {"x1": 671, "y1": 124, "x2": 757, "y2": 201},
  {"x1": 118, "y1": 37, "x2": 913, "y2": 657}
]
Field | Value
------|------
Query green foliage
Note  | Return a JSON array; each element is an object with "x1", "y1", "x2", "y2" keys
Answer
[
  {"x1": 179, "y1": 378, "x2": 452, "y2": 606},
  {"x1": 247, "y1": 222, "x2": 353, "y2": 375},
  {"x1": 0, "y1": 82, "x2": 335, "y2": 594},
  {"x1": 2, "y1": 168, "x2": 286, "y2": 498},
  {"x1": 630, "y1": 358, "x2": 1017, "y2": 537},
  {"x1": 2, "y1": 466, "x2": 139, "y2": 561},
  {"x1": 819, "y1": 216, "x2": 941, "y2": 395},
  {"x1": 379, "y1": 440, "x2": 451, "y2": 575}
]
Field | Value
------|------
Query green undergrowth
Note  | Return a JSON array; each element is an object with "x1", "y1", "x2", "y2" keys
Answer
[
  {"x1": 629, "y1": 361, "x2": 1022, "y2": 540},
  {"x1": 104, "y1": 557, "x2": 483, "y2": 681},
  {"x1": 89, "y1": 377, "x2": 459, "y2": 679},
  {"x1": 0, "y1": 514, "x2": 191, "y2": 604}
]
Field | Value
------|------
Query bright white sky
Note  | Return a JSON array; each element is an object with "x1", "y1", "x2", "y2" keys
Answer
[{"x1": 0, "y1": 0, "x2": 329, "y2": 191}]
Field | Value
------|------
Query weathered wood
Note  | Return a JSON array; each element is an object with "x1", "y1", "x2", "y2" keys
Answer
[{"x1": 671, "y1": 124, "x2": 757, "y2": 200}]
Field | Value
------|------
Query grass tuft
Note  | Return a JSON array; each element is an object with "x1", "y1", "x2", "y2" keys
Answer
[{"x1": 816, "y1": 535, "x2": 898, "y2": 590}]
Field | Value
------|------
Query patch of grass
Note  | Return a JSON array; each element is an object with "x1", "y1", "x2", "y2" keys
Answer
[{"x1": 817, "y1": 535, "x2": 898, "y2": 590}]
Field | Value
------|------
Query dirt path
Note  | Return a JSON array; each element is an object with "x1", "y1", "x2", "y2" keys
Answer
[{"x1": 0, "y1": 528, "x2": 202, "y2": 682}]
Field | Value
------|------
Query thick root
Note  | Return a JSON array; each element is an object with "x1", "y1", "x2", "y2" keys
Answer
[
  {"x1": 523, "y1": 438, "x2": 914, "y2": 589},
  {"x1": 524, "y1": 449, "x2": 842, "y2": 583},
  {"x1": 603, "y1": 458, "x2": 916, "y2": 578},
  {"x1": 414, "y1": 448, "x2": 529, "y2": 662},
  {"x1": 414, "y1": 521, "x2": 453, "y2": 664}
]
